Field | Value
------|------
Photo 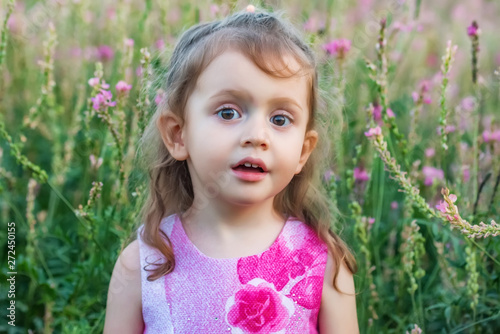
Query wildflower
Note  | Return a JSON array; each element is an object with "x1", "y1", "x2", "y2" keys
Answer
[
  {"x1": 422, "y1": 166, "x2": 444, "y2": 186},
  {"x1": 463, "y1": 166, "x2": 470, "y2": 183},
  {"x1": 115, "y1": 80, "x2": 132, "y2": 94},
  {"x1": 353, "y1": 167, "x2": 370, "y2": 181},
  {"x1": 467, "y1": 21, "x2": 479, "y2": 37},
  {"x1": 435, "y1": 200, "x2": 448, "y2": 213},
  {"x1": 88, "y1": 77, "x2": 100, "y2": 87},
  {"x1": 483, "y1": 129, "x2": 500, "y2": 143},
  {"x1": 303, "y1": 15, "x2": 326, "y2": 33},
  {"x1": 425, "y1": 148, "x2": 435, "y2": 158},
  {"x1": 245, "y1": 4, "x2": 255, "y2": 12},
  {"x1": 91, "y1": 90, "x2": 116, "y2": 111},
  {"x1": 97, "y1": 45, "x2": 114, "y2": 61},
  {"x1": 412, "y1": 80, "x2": 432, "y2": 105},
  {"x1": 155, "y1": 39, "x2": 165, "y2": 50},
  {"x1": 154, "y1": 90, "x2": 165, "y2": 105},
  {"x1": 461, "y1": 96, "x2": 476, "y2": 112},
  {"x1": 210, "y1": 4, "x2": 219, "y2": 18},
  {"x1": 125, "y1": 38, "x2": 134, "y2": 47},
  {"x1": 364, "y1": 126, "x2": 382, "y2": 138},
  {"x1": 391, "y1": 201, "x2": 398, "y2": 210},
  {"x1": 372, "y1": 105, "x2": 395, "y2": 125},
  {"x1": 368, "y1": 218, "x2": 375, "y2": 225},
  {"x1": 322, "y1": 38, "x2": 351, "y2": 59},
  {"x1": 444, "y1": 125, "x2": 456, "y2": 134}
]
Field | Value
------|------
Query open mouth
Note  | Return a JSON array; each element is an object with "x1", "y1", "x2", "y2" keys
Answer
[{"x1": 232, "y1": 164, "x2": 265, "y2": 173}]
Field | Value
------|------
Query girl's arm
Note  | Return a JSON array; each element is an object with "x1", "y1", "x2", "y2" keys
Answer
[
  {"x1": 103, "y1": 240, "x2": 144, "y2": 333},
  {"x1": 318, "y1": 252, "x2": 359, "y2": 334}
]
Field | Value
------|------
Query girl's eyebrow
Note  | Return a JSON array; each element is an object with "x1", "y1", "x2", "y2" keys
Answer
[{"x1": 208, "y1": 88, "x2": 304, "y2": 112}]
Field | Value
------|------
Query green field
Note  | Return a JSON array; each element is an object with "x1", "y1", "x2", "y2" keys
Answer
[{"x1": 1, "y1": 0, "x2": 499, "y2": 333}]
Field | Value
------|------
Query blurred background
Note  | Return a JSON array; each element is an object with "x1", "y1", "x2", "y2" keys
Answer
[{"x1": 1, "y1": 0, "x2": 499, "y2": 333}]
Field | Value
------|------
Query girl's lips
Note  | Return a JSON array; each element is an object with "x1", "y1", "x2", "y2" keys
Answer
[
  {"x1": 231, "y1": 157, "x2": 268, "y2": 172},
  {"x1": 231, "y1": 168, "x2": 268, "y2": 181}
]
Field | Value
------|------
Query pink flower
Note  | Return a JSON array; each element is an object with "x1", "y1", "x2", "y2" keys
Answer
[
  {"x1": 353, "y1": 167, "x2": 370, "y2": 182},
  {"x1": 461, "y1": 96, "x2": 475, "y2": 112},
  {"x1": 425, "y1": 148, "x2": 435, "y2": 158},
  {"x1": 303, "y1": 15, "x2": 326, "y2": 33},
  {"x1": 411, "y1": 92, "x2": 419, "y2": 103},
  {"x1": 449, "y1": 194, "x2": 457, "y2": 203},
  {"x1": 154, "y1": 91, "x2": 165, "y2": 105},
  {"x1": 368, "y1": 217, "x2": 375, "y2": 225},
  {"x1": 483, "y1": 130, "x2": 500, "y2": 143},
  {"x1": 391, "y1": 201, "x2": 398, "y2": 210},
  {"x1": 463, "y1": 166, "x2": 470, "y2": 183},
  {"x1": 115, "y1": 80, "x2": 132, "y2": 94},
  {"x1": 91, "y1": 90, "x2": 116, "y2": 111},
  {"x1": 88, "y1": 77, "x2": 100, "y2": 87},
  {"x1": 322, "y1": 38, "x2": 351, "y2": 59},
  {"x1": 124, "y1": 38, "x2": 134, "y2": 47},
  {"x1": 135, "y1": 65, "x2": 143, "y2": 77},
  {"x1": 97, "y1": 45, "x2": 114, "y2": 61},
  {"x1": 364, "y1": 126, "x2": 382, "y2": 138},
  {"x1": 445, "y1": 125, "x2": 456, "y2": 134},
  {"x1": 155, "y1": 39, "x2": 165, "y2": 50},
  {"x1": 435, "y1": 201, "x2": 449, "y2": 213},
  {"x1": 422, "y1": 166, "x2": 444, "y2": 186},
  {"x1": 227, "y1": 284, "x2": 289, "y2": 333},
  {"x1": 209, "y1": 4, "x2": 219, "y2": 18},
  {"x1": 467, "y1": 21, "x2": 479, "y2": 37}
]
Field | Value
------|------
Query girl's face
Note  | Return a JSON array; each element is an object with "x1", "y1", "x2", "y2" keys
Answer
[{"x1": 160, "y1": 49, "x2": 317, "y2": 209}]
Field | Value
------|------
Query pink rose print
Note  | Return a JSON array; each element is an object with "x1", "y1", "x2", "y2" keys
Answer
[
  {"x1": 237, "y1": 225, "x2": 323, "y2": 293},
  {"x1": 287, "y1": 276, "x2": 324, "y2": 309},
  {"x1": 227, "y1": 284, "x2": 289, "y2": 333}
]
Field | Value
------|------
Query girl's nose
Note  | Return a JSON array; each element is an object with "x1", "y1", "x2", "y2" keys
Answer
[{"x1": 240, "y1": 115, "x2": 271, "y2": 149}]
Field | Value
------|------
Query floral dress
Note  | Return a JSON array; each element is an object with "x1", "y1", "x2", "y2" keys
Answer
[{"x1": 137, "y1": 213, "x2": 328, "y2": 334}]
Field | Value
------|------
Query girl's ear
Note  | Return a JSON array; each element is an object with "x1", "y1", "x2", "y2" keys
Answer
[
  {"x1": 295, "y1": 130, "x2": 318, "y2": 175},
  {"x1": 156, "y1": 112, "x2": 189, "y2": 161}
]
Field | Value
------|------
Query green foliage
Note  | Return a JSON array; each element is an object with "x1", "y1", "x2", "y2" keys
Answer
[{"x1": 1, "y1": 0, "x2": 499, "y2": 333}]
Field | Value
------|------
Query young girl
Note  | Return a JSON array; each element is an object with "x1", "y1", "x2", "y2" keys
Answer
[{"x1": 104, "y1": 7, "x2": 358, "y2": 334}]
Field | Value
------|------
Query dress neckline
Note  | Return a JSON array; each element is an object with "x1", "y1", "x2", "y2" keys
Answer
[{"x1": 174, "y1": 214, "x2": 290, "y2": 261}]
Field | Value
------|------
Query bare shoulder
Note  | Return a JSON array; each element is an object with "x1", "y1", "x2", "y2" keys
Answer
[
  {"x1": 103, "y1": 239, "x2": 144, "y2": 334},
  {"x1": 318, "y1": 251, "x2": 359, "y2": 334}
]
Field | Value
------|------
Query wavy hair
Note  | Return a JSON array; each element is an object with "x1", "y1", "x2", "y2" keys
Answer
[{"x1": 134, "y1": 7, "x2": 357, "y2": 292}]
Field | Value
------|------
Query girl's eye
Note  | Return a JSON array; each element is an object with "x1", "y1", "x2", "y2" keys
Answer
[
  {"x1": 270, "y1": 114, "x2": 292, "y2": 126},
  {"x1": 217, "y1": 108, "x2": 241, "y2": 120}
]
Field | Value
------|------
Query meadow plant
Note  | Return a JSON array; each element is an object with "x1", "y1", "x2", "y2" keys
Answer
[
  {"x1": 1, "y1": 1, "x2": 500, "y2": 333},
  {"x1": 438, "y1": 40, "x2": 458, "y2": 152}
]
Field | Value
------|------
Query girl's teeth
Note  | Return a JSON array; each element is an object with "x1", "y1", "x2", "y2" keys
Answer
[{"x1": 243, "y1": 162, "x2": 260, "y2": 169}]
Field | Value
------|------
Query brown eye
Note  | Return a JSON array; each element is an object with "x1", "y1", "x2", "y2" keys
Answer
[
  {"x1": 217, "y1": 108, "x2": 241, "y2": 120},
  {"x1": 270, "y1": 114, "x2": 291, "y2": 126}
]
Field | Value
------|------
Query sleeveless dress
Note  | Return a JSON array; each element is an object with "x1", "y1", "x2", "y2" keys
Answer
[{"x1": 137, "y1": 213, "x2": 328, "y2": 334}]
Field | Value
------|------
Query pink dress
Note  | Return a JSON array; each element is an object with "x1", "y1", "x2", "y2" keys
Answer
[{"x1": 137, "y1": 213, "x2": 328, "y2": 334}]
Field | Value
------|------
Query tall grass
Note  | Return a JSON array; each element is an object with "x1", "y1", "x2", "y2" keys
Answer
[{"x1": 1, "y1": 0, "x2": 499, "y2": 333}]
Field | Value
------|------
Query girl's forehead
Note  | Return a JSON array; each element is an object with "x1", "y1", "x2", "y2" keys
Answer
[
  {"x1": 195, "y1": 50, "x2": 309, "y2": 99},
  {"x1": 195, "y1": 50, "x2": 309, "y2": 95}
]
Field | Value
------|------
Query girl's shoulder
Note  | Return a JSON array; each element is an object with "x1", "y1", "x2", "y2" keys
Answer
[
  {"x1": 137, "y1": 213, "x2": 177, "y2": 240},
  {"x1": 104, "y1": 239, "x2": 144, "y2": 332}
]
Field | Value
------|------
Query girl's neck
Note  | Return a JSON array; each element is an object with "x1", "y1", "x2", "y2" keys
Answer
[{"x1": 181, "y1": 199, "x2": 286, "y2": 238}]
